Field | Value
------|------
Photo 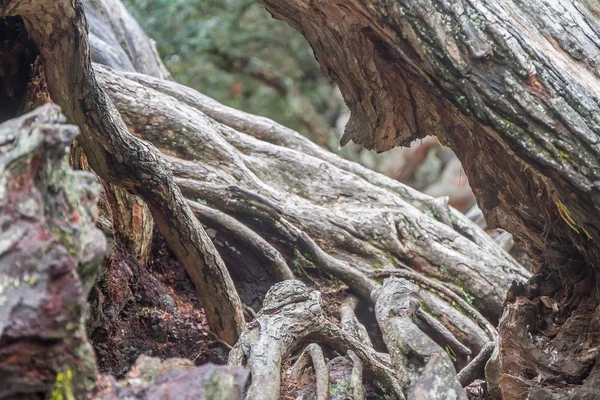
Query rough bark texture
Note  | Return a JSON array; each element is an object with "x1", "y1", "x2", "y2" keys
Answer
[
  {"x1": 79, "y1": 0, "x2": 163, "y2": 264},
  {"x1": 98, "y1": 65, "x2": 528, "y2": 319},
  {"x1": 2, "y1": 0, "x2": 581, "y2": 398},
  {"x1": 374, "y1": 278, "x2": 466, "y2": 399},
  {"x1": 1, "y1": 0, "x2": 245, "y2": 345},
  {"x1": 257, "y1": 0, "x2": 600, "y2": 396},
  {"x1": 228, "y1": 280, "x2": 405, "y2": 400},
  {"x1": 0, "y1": 105, "x2": 105, "y2": 399}
]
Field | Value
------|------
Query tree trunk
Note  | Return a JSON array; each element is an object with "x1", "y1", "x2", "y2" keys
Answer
[
  {"x1": 257, "y1": 0, "x2": 600, "y2": 397},
  {"x1": 3, "y1": 0, "x2": 592, "y2": 398}
]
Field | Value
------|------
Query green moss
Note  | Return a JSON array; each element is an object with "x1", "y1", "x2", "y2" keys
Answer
[
  {"x1": 373, "y1": 261, "x2": 384, "y2": 269},
  {"x1": 329, "y1": 377, "x2": 351, "y2": 396},
  {"x1": 303, "y1": 255, "x2": 317, "y2": 269},
  {"x1": 50, "y1": 370, "x2": 75, "y2": 400},
  {"x1": 445, "y1": 346, "x2": 457, "y2": 362},
  {"x1": 558, "y1": 150, "x2": 569, "y2": 160}
]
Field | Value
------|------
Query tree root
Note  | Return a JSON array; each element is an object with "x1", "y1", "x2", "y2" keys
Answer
[
  {"x1": 457, "y1": 341, "x2": 495, "y2": 387},
  {"x1": 374, "y1": 277, "x2": 466, "y2": 399},
  {"x1": 229, "y1": 280, "x2": 404, "y2": 399},
  {"x1": 348, "y1": 350, "x2": 365, "y2": 400},
  {"x1": 305, "y1": 344, "x2": 329, "y2": 400},
  {"x1": 340, "y1": 295, "x2": 373, "y2": 346},
  {"x1": 2, "y1": 0, "x2": 245, "y2": 344}
]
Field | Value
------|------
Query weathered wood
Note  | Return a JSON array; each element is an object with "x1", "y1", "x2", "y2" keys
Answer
[
  {"x1": 374, "y1": 277, "x2": 466, "y2": 399},
  {"x1": 1, "y1": 0, "x2": 245, "y2": 345},
  {"x1": 98, "y1": 65, "x2": 528, "y2": 319},
  {"x1": 229, "y1": 280, "x2": 405, "y2": 399},
  {"x1": 256, "y1": 1, "x2": 600, "y2": 395},
  {"x1": 83, "y1": 0, "x2": 169, "y2": 264},
  {"x1": 306, "y1": 344, "x2": 329, "y2": 400},
  {"x1": 88, "y1": 65, "x2": 532, "y2": 375},
  {"x1": 257, "y1": 0, "x2": 600, "y2": 267}
]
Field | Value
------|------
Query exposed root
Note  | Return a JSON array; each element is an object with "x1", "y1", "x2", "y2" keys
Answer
[
  {"x1": 229, "y1": 280, "x2": 405, "y2": 399},
  {"x1": 347, "y1": 350, "x2": 365, "y2": 400},
  {"x1": 188, "y1": 200, "x2": 294, "y2": 281},
  {"x1": 372, "y1": 268, "x2": 497, "y2": 341},
  {"x1": 306, "y1": 344, "x2": 329, "y2": 400},
  {"x1": 2, "y1": 0, "x2": 245, "y2": 344},
  {"x1": 457, "y1": 341, "x2": 495, "y2": 387},
  {"x1": 374, "y1": 277, "x2": 467, "y2": 399},
  {"x1": 415, "y1": 308, "x2": 472, "y2": 359},
  {"x1": 340, "y1": 295, "x2": 373, "y2": 346}
]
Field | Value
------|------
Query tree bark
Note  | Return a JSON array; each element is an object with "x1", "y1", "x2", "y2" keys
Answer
[
  {"x1": 257, "y1": 0, "x2": 600, "y2": 397},
  {"x1": 0, "y1": 0, "x2": 245, "y2": 345},
  {"x1": 79, "y1": 0, "x2": 170, "y2": 264},
  {"x1": 5, "y1": 0, "x2": 590, "y2": 397}
]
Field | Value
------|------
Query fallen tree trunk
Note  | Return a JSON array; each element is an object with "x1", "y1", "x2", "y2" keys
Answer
[{"x1": 257, "y1": 0, "x2": 600, "y2": 397}]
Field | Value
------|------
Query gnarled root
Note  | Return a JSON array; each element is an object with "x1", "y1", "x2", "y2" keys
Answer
[
  {"x1": 374, "y1": 277, "x2": 466, "y2": 399},
  {"x1": 229, "y1": 280, "x2": 404, "y2": 399}
]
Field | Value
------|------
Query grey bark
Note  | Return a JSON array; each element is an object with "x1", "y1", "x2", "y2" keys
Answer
[
  {"x1": 457, "y1": 341, "x2": 495, "y2": 387},
  {"x1": 229, "y1": 280, "x2": 405, "y2": 400},
  {"x1": 373, "y1": 278, "x2": 466, "y2": 399}
]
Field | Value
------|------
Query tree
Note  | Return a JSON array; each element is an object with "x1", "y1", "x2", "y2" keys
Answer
[
  {"x1": 0, "y1": 0, "x2": 593, "y2": 399},
  {"x1": 256, "y1": 0, "x2": 600, "y2": 398}
]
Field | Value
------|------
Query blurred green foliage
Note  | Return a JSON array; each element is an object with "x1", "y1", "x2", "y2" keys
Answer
[{"x1": 124, "y1": 0, "x2": 344, "y2": 137}]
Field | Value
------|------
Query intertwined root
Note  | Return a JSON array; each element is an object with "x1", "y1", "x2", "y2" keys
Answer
[{"x1": 229, "y1": 279, "x2": 495, "y2": 399}]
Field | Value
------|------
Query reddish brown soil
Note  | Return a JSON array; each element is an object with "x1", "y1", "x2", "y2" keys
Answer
[{"x1": 87, "y1": 231, "x2": 226, "y2": 377}]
